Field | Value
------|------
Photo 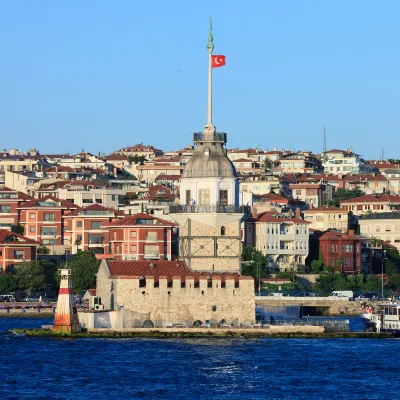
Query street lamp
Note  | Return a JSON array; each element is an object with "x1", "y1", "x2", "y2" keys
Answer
[{"x1": 381, "y1": 250, "x2": 387, "y2": 300}]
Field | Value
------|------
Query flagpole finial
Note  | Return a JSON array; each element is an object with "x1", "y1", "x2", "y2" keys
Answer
[{"x1": 207, "y1": 16, "x2": 214, "y2": 54}]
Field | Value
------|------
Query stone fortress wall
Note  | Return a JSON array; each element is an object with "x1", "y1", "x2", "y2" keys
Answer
[{"x1": 96, "y1": 267, "x2": 255, "y2": 327}]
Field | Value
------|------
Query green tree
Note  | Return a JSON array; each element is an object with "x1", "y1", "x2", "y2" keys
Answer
[
  {"x1": 362, "y1": 274, "x2": 381, "y2": 292},
  {"x1": 17, "y1": 260, "x2": 57, "y2": 294},
  {"x1": 311, "y1": 260, "x2": 322, "y2": 273},
  {"x1": 388, "y1": 274, "x2": 400, "y2": 291},
  {"x1": 11, "y1": 224, "x2": 24, "y2": 235},
  {"x1": 37, "y1": 246, "x2": 50, "y2": 255},
  {"x1": 0, "y1": 274, "x2": 18, "y2": 294},
  {"x1": 59, "y1": 251, "x2": 100, "y2": 294}
]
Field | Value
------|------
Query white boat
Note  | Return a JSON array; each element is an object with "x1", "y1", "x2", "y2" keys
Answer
[{"x1": 366, "y1": 303, "x2": 400, "y2": 332}]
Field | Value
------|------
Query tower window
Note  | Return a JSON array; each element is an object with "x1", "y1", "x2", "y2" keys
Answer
[
  {"x1": 185, "y1": 190, "x2": 191, "y2": 205},
  {"x1": 221, "y1": 226, "x2": 225, "y2": 236},
  {"x1": 199, "y1": 190, "x2": 210, "y2": 205},
  {"x1": 220, "y1": 190, "x2": 228, "y2": 206}
]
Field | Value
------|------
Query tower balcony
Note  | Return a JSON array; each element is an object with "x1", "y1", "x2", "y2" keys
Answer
[
  {"x1": 193, "y1": 132, "x2": 227, "y2": 144},
  {"x1": 169, "y1": 204, "x2": 251, "y2": 214}
]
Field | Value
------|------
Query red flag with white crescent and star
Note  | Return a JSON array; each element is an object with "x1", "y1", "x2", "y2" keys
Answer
[{"x1": 211, "y1": 55, "x2": 226, "y2": 68}]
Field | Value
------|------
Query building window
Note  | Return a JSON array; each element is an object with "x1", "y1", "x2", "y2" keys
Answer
[
  {"x1": 41, "y1": 227, "x2": 57, "y2": 236},
  {"x1": 77, "y1": 221, "x2": 83, "y2": 228},
  {"x1": 82, "y1": 199, "x2": 93, "y2": 204},
  {"x1": 185, "y1": 190, "x2": 191, "y2": 205},
  {"x1": 221, "y1": 226, "x2": 225, "y2": 236},
  {"x1": 220, "y1": 190, "x2": 228, "y2": 206},
  {"x1": 130, "y1": 245, "x2": 137, "y2": 252},
  {"x1": 131, "y1": 231, "x2": 137, "y2": 238},
  {"x1": 0, "y1": 205, "x2": 11, "y2": 213},
  {"x1": 44, "y1": 213, "x2": 55, "y2": 221},
  {"x1": 43, "y1": 239, "x2": 57, "y2": 245},
  {"x1": 30, "y1": 213, "x2": 35, "y2": 219},
  {"x1": 30, "y1": 227, "x2": 35, "y2": 233},
  {"x1": 91, "y1": 221, "x2": 102, "y2": 230},
  {"x1": 14, "y1": 250, "x2": 24, "y2": 260},
  {"x1": 77, "y1": 235, "x2": 82, "y2": 241},
  {"x1": 88, "y1": 235, "x2": 105, "y2": 244},
  {"x1": 199, "y1": 190, "x2": 210, "y2": 205}
]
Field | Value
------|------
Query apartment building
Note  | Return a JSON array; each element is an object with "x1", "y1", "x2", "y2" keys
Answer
[
  {"x1": 343, "y1": 175, "x2": 388, "y2": 195},
  {"x1": 277, "y1": 152, "x2": 322, "y2": 174},
  {"x1": 383, "y1": 169, "x2": 400, "y2": 195},
  {"x1": 289, "y1": 182, "x2": 333, "y2": 207},
  {"x1": 18, "y1": 195, "x2": 81, "y2": 254},
  {"x1": 0, "y1": 229, "x2": 39, "y2": 272},
  {"x1": 136, "y1": 159, "x2": 184, "y2": 184},
  {"x1": 359, "y1": 212, "x2": 400, "y2": 250},
  {"x1": 232, "y1": 158, "x2": 262, "y2": 175},
  {"x1": 104, "y1": 213, "x2": 175, "y2": 261},
  {"x1": 0, "y1": 187, "x2": 33, "y2": 229},
  {"x1": 35, "y1": 181, "x2": 125, "y2": 209},
  {"x1": 112, "y1": 144, "x2": 164, "y2": 160},
  {"x1": 319, "y1": 230, "x2": 361, "y2": 273},
  {"x1": 253, "y1": 193, "x2": 306, "y2": 214},
  {"x1": 303, "y1": 206, "x2": 349, "y2": 232},
  {"x1": 321, "y1": 149, "x2": 375, "y2": 174},
  {"x1": 64, "y1": 204, "x2": 125, "y2": 254},
  {"x1": 255, "y1": 211, "x2": 310, "y2": 271},
  {"x1": 341, "y1": 194, "x2": 400, "y2": 216}
]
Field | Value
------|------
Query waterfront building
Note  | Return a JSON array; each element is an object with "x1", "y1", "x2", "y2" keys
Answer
[
  {"x1": 18, "y1": 195, "x2": 80, "y2": 254},
  {"x1": 303, "y1": 205, "x2": 349, "y2": 232},
  {"x1": 254, "y1": 210, "x2": 310, "y2": 271},
  {"x1": 104, "y1": 213, "x2": 175, "y2": 261},
  {"x1": 64, "y1": 203, "x2": 124, "y2": 254},
  {"x1": 319, "y1": 230, "x2": 361, "y2": 273},
  {"x1": 0, "y1": 187, "x2": 33, "y2": 229},
  {"x1": 0, "y1": 229, "x2": 39, "y2": 272},
  {"x1": 359, "y1": 212, "x2": 400, "y2": 250}
]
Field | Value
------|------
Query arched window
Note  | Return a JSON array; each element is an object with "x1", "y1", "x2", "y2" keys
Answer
[{"x1": 221, "y1": 226, "x2": 225, "y2": 236}]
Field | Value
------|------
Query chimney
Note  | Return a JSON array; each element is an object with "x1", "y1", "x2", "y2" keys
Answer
[
  {"x1": 295, "y1": 207, "x2": 301, "y2": 219},
  {"x1": 251, "y1": 206, "x2": 258, "y2": 219},
  {"x1": 348, "y1": 229, "x2": 355, "y2": 237}
]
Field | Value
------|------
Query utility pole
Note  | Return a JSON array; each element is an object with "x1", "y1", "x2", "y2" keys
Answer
[{"x1": 323, "y1": 125, "x2": 327, "y2": 153}]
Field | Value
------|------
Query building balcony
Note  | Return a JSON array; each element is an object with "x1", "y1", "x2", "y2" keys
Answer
[
  {"x1": 193, "y1": 132, "x2": 227, "y2": 143},
  {"x1": 170, "y1": 204, "x2": 251, "y2": 214},
  {"x1": 143, "y1": 253, "x2": 160, "y2": 260},
  {"x1": 122, "y1": 254, "x2": 138, "y2": 261}
]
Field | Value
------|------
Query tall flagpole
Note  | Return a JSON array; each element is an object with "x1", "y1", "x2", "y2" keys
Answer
[{"x1": 206, "y1": 17, "x2": 215, "y2": 135}]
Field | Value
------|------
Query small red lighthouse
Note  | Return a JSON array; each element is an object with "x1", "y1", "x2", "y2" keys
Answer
[{"x1": 53, "y1": 269, "x2": 80, "y2": 333}]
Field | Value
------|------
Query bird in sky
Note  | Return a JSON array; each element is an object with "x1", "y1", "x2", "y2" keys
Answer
[{"x1": 174, "y1": 69, "x2": 181, "y2": 72}]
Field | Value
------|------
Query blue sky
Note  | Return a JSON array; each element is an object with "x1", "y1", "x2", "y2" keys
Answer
[{"x1": 0, "y1": 1, "x2": 399, "y2": 158}]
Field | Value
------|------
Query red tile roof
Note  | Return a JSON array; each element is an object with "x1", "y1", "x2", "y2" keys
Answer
[
  {"x1": 0, "y1": 229, "x2": 39, "y2": 245},
  {"x1": 256, "y1": 211, "x2": 310, "y2": 224},
  {"x1": 104, "y1": 212, "x2": 176, "y2": 227},
  {"x1": 232, "y1": 158, "x2": 254, "y2": 163},
  {"x1": 319, "y1": 230, "x2": 361, "y2": 241},
  {"x1": 105, "y1": 260, "x2": 243, "y2": 283},
  {"x1": 67, "y1": 203, "x2": 124, "y2": 216},
  {"x1": 341, "y1": 194, "x2": 400, "y2": 203},
  {"x1": 155, "y1": 174, "x2": 182, "y2": 181},
  {"x1": 88, "y1": 289, "x2": 96, "y2": 296},
  {"x1": 18, "y1": 195, "x2": 81, "y2": 209},
  {"x1": 303, "y1": 206, "x2": 348, "y2": 213}
]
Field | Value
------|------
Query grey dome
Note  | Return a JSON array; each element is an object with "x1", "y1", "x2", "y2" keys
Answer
[{"x1": 182, "y1": 143, "x2": 237, "y2": 178}]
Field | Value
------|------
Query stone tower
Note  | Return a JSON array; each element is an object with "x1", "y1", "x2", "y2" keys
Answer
[{"x1": 170, "y1": 19, "x2": 249, "y2": 273}]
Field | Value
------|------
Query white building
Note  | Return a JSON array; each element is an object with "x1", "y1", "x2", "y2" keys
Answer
[
  {"x1": 321, "y1": 149, "x2": 375, "y2": 175},
  {"x1": 255, "y1": 211, "x2": 310, "y2": 271}
]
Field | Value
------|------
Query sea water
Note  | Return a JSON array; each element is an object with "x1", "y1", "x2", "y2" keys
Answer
[{"x1": 0, "y1": 317, "x2": 399, "y2": 400}]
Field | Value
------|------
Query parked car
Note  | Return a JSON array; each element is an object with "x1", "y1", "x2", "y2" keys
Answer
[
  {"x1": 0, "y1": 295, "x2": 16, "y2": 302},
  {"x1": 24, "y1": 297, "x2": 39, "y2": 302},
  {"x1": 356, "y1": 293, "x2": 378, "y2": 301}
]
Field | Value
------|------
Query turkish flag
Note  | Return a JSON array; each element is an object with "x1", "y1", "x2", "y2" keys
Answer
[{"x1": 211, "y1": 55, "x2": 226, "y2": 68}]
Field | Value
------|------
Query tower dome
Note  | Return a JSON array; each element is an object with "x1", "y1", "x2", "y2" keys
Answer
[{"x1": 182, "y1": 132, "x2": 237, "y2": 179}]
